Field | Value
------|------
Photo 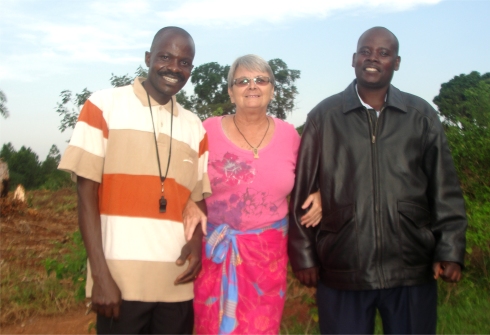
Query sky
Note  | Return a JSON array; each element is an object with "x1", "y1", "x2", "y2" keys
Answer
[{"x1": 0, "y1": 0, "x2": 488, "y2": 160}]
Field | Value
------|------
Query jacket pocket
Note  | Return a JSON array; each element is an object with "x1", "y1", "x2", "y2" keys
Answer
[
  {"x1": 317, "y1": 205, "x2": 359, "y2": 272},
  {"x1": 397, "y1": 201, "x2": 435, "y2": 267}
]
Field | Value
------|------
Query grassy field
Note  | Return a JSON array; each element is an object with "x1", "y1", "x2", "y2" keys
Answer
[{"x1": 1, "y1": 188, "x2": 489, "y2": 334}]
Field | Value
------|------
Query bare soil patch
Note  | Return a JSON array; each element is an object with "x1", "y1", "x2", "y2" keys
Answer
[{"x1": 1, "y1": 189, "x2": 96, "y2": 334}]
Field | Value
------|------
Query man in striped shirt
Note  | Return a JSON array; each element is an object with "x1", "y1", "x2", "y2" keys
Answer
[{"x1": 59, "y1": 26, "x2": 210, "y2": 334}]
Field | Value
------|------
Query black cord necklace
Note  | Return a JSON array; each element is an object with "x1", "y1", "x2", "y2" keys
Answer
[
  {"x1": 146, "y1": 90, "x2": 173, "y2": 213},
  {"x1": 233, "y1": 115, "x2": 270, "y2": 159}
]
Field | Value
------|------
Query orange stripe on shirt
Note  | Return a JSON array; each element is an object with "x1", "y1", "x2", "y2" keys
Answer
[
  {"x1": 198, "y1": 133, "x2": 208, "y2": 157},
  {"x1": 99, "y1": 174, "x2": 191, "y2": 222},
  {"x1": 78, "y1": 100, "x2": 109, "y2": 139}
]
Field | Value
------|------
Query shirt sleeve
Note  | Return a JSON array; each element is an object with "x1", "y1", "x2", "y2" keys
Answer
[
  {"x1": 58, "y1": 95, "x2": 108, "y2": 183},
  {"x1": 190, "y1": 123, "x2": 211, "y2": 202}
]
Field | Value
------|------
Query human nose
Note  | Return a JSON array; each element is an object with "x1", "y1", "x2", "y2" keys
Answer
[
  {"x1": 367, "y1": 52, "x2": 379, "y2": 62},
  {"x1": 247, "y1": 78, "x2": 258, "y2": 89},
  {"x1": 166, "y1": 58, "x2": 182, "y2": 73}
]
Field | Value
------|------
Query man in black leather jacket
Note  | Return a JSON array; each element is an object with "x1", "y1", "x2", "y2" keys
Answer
[{"x1": 288, "y1": 27, "x2": 467, "y2": 334}]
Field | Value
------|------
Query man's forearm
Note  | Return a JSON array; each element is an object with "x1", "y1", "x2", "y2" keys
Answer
[{"x1": 77, "y1": 176, "x2": 111, "y2": 280}]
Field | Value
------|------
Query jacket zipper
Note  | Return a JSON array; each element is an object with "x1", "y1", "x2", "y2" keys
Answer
[{"x1": 366, "y1": 107, "x2": 386, "y2": 288}]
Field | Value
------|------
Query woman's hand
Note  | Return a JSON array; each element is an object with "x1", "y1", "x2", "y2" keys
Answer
[
  {"x1": 300, "y1": 191, "x2": 322, "y2": 227},
  {"x1": 183, "y1": 199, "x2": 207, "y2": 241}
]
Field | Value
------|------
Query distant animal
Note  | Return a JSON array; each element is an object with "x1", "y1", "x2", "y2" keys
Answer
[
  {"x1": 0, "y1": 159, "x2": 9, "y2": 198},
  {"x1": 13, "y1": 184, "x2": 26, "y2": 202}
]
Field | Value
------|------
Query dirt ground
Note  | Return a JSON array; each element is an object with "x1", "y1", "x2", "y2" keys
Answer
[
  {"x1": 0, "y1": 188, "x2": 96, "y2": 334},
  {"x1": 0, "y1": 188, "x2": 315, "y2": 334},
  {"x1": 0, "y1": 307, "x2": 96, "y2": 334}
]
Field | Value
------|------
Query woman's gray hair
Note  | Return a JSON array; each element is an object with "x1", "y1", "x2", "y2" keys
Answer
[{"x1": 227, "y1": 54, "x2": 275, "y2": 88}]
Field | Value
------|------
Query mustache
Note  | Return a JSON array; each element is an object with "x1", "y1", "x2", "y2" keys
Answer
[{"x1": 159, "y1": 71, "x2": 185, "y2": 82}]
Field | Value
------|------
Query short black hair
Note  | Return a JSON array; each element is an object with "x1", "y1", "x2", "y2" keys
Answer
[
  {"x1": 150, "y1": 26, "x2": 194, "y2": 52},
  {"x1": 358, "y1": 26, "x2": 399, "y2": 55}
]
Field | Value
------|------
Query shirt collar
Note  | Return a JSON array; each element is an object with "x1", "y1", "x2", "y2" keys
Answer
[
  {"x1": 133, "y1": 77, "x2": 178, "y2": 116},
  {"x1": 355, "y1": 84, "x2": 386, "y2": 112}
]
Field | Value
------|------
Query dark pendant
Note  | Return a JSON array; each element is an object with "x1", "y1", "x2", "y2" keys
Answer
[{"x1": 159, "y1": 196, "x2": 167, "y2": 213}]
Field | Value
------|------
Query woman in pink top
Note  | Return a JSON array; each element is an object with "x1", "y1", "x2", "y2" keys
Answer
[{"x1": 187, "y1": 54, "x2": 321, "y2": 334}]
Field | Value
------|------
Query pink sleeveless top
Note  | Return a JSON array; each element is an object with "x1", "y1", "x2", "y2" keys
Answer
[{"x1": 203, "y1": 116, "x2": 301, "y2": 231}]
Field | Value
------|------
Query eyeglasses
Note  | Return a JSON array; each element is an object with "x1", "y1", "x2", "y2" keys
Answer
[{"x1": 232, "y1": 76, "x2": 271, "y2": 87}]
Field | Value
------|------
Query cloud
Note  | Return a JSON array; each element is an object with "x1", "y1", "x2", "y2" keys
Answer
[
  {"x1": 0, "y1": 0, "x2": 441, "y2": 81},
  {"x1": 155, "y1": 0, "x2": 442, "y2": 26},
  {"x1": 0, "y1": 0, "x2": 152, "y2": 80}
]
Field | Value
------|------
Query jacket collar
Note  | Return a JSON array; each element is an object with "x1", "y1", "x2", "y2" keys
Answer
[{"x1": 342, "y1": 80, "x2": 407, "y2": 114}]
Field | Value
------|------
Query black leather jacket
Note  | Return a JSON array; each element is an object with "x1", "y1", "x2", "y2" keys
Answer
[{"x1": 288, "y1": 81, "x2": 467, "y2": 290}]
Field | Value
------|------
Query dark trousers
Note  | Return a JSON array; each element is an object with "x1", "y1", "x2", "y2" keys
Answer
[
  {"x1": 97, "y1": 299, "x2": 194, "y2": 334},
  {"x1": 316, "y1": 281, "x2": 437, "y2": 334}
]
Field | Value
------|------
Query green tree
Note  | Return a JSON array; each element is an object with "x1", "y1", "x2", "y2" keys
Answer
[
  {"x1": 110, "y1": 65, "x2": 148, "y2": 87},
  {"x1": 6, "y1": 145, "x2": 43, "y2": 190},
  {"x1": 57, "y1": 59, "x2": 300, "y2": 128},
  {"x1": 41, "y1": 145, "x2": 72, "y2": 190},
  {"x1": 185, "y1": 59, "x2": 300, "y2": 120},
  {"x1": 434, "y1": 71, "x2": 490, "y2": 127},
  {"x1": 434, "y1": 71, "x2": 490, "y2": 286},
  {"x1": 268, "y1": 58, "x2": 300, "y2": 120},
  {"x1": 0, "y1": 142, "x2": 16, "y2": 162},
  {"x1": 56, "y1": 66, "x2": 148, "y2": 131},
  {"x1": 433, "y1": 71, "x2": 490, "y2": 198},
  {"x1": 0, "y1": 143, "x2": 73, "y2": 190},
  {"x1": 187, "y1": 62, "x2": 234, "y2": 120},
  {"x1": 176, "y1": 90, "x2": 194, "y2": 111},
  {"x1": 41, "y1": 145, "x2": 61, "y2": 174},
  {"x1": 191, "y1": 62, "x2": 230, "y2": 105},
  {"x1": 0, "y1": 89, "x2": 9, "y2": 118},
  {"x1": 55, "y1": 88, "x2": 92, "y2": 132}
]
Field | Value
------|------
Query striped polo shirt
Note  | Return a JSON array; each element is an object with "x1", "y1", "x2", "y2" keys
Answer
[{"x1": 59, "y1": 77, "x2": 211, "y2": 302}]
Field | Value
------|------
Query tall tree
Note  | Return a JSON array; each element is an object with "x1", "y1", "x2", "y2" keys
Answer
[
  {"x1": 186, "y1": 59, "x2": 300, "y2": 120},
  {"x1": 110, "y1": 65, "x2": 148, "y2": 87},
  {"x1": 56, "y1": 59, "x2": 300, "y2": 129},
  {"x1": 6, "y1": 145, "x2": 43, "y2": 190},
  {"x1": 41, "y1": 144, "x2": 61, "y2": 176},
  {"x1": 55, "y1": 88, "x2": 92, "y2": 132},
  {"x1": 434, "y1": 71, "x2": 490, "y2": 127},
  {"x1": 433, "y1": 71, "x2": 490, "y2": 198},
  {"x1": 268, "y1": 58, "x2": 300, "y2": 120},
  {"x1": 0, "y1": 142, "x2": 16, "y2": 162},
  {"x1": 41, "y1": 144, "x2": 72, "y2": 190},
  {"x1": 184, "y1": 62, "x2": 233, "y2": 120},
  {"x1": 0, "y1": 89, "x2": 10, "y2": 118},
  {"x1": 192, "y1": 62, "x2": 230, "y2": 105}
]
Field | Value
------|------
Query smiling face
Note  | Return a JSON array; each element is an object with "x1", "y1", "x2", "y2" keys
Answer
[
  {"x1": 144, "y1": 29, "x2": 195, "y2": 104},
  {"x1": 352, "y1": 27, "x2": 401, "y2": 91},
  {"x1": 228, "y1": 66, "x2": 274, "y2": 113}
]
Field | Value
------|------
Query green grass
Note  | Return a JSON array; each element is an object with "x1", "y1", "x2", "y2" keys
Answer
[
  {"x1": 44, "y1": 230, "x2": 87, "y2": 301},
  {"x1": 282, "y1": 278, "x2": 490, "y2": 334},
  {"x1": 0, "y1": 264, "x2": 77, "y2": 326},
  {"x1": 437, "y1": 281, "x2": 490, "y2": 334}
]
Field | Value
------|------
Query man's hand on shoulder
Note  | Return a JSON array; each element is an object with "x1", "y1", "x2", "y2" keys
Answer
[
  {"x1": 175, "y1": 223, "x2": 203, "y2": 285},
  {"x1": 433, "y1": 261, "x2": 462, "y2": 283},
  {"x1": 294, "y1": 267, "x2": 319, "y2": 288}
]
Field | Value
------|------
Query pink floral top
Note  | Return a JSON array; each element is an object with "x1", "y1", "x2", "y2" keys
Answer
[{"x1": 203, "y1": 116, "x2": 301, "y2": 231}]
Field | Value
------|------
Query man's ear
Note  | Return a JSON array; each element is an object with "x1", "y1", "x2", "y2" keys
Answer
[
  {"x1": 145, "y1": 51, "x2": 151, "y2": 67},
  {"x1": 394, "y1": 56, "x2": 401, "y2": 71},
  {"x1": 352, "y1": 53, "x2": 357, "y2": 68}
]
